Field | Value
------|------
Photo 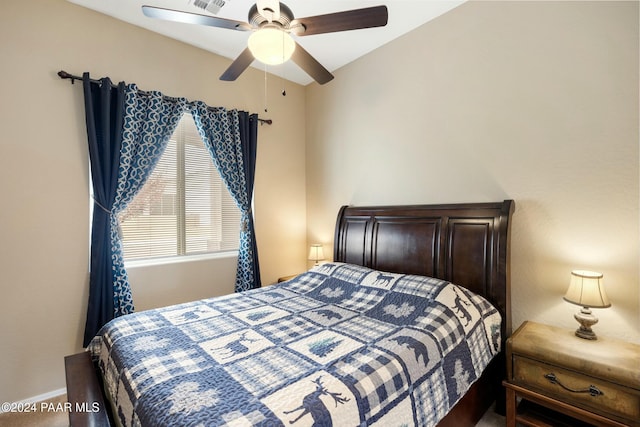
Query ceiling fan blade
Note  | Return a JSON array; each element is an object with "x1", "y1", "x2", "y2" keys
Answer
[
  {"x1": 290, "y1": 41, "x2": 334, "y2": 85},
  {"x1": 142, "y1": 5, "x2": 252, "y2": 31},
  {"x1": 290, "y1": 5, "x2": 388, "y2": 36},
  {"x1": 220, "y1": 48, "x2": 255, "y2": 81}
]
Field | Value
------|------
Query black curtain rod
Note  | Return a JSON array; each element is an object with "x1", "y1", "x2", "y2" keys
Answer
[{"x1": 57, "y1": 70, "x2": 272, "y2": 126}]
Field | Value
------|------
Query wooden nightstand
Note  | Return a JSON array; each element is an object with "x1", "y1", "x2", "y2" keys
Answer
[
  {"x1": 277, "y1": 274, "x2": 299, "y2": 283},
  {"x1": 503, "y1": 321, "x2": 640, "y2": 427}
]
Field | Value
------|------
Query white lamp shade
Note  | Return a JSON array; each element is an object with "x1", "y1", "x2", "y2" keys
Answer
[
  {"x1": 248, "y1": 27, "x2": 295, "y2": 65},
  {"x1": 564, "y1": 270, "x2": 611, "y2": 308},
  {"x1": 308, "y1": 244, "x2": 325, "y2": 262}
]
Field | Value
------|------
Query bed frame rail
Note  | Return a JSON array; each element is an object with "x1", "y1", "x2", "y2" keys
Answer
[{"x1": 64, "y1": 352, "x2": 111, "y2": 426}]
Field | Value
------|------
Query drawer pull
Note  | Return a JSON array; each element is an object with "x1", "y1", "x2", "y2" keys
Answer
[{"x1": 544, "y1": 373, "x2": 603, "y2": 397}]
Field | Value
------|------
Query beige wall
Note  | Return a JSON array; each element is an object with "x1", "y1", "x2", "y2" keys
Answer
[
  {"x1": 0, "y1": 0, "x2": 307, "y2": 403},
  {"x1": 307, "y1": 1, "x2": 639, "y2": 343}
]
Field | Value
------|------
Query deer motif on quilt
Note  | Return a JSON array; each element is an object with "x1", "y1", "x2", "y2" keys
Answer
[
  {"x1": 451, "y1": 287, "x2": 472, "y2": 326},
  {"x1": 211, "y1": 331, "x2": 258, "y2": 359},
  {"x1": 283, "y1": 376, "x2": 350, "y2": 426}
]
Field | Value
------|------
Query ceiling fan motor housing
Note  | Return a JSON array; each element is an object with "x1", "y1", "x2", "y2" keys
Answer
[{"x1": 249, "y1": 2, "x2": 293, "y2": 28}]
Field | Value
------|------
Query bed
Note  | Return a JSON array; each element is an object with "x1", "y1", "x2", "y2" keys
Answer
[{"x1": 65, "y1": 200, "x2": 514, "y2": 427}]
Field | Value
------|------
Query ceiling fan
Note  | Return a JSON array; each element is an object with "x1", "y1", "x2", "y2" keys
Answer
[{"x1": 142, "y1": 1, "x2": 388, "y2": 85}]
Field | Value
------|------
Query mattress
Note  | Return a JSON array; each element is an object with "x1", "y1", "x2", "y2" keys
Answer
[{"x1": 91, "y1": 262, "x2": 502, "y2": 426}]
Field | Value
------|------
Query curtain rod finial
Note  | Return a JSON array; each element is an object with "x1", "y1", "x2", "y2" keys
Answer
[{"x1": 58, "y1": 70, "x2": 78, "y2": 84}]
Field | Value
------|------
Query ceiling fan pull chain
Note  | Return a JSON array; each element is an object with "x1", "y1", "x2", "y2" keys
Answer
[
  {"x1": 281, "y1": 31, "x2": 286, "y2": 96},
  {"x1": 263, "y1": 64, "x2": 268, "y2": 112}
]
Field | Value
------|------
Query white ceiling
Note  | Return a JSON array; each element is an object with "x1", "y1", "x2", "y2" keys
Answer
[{"x1": 67, "y1": 0, "x2": 465, "y2": 86}]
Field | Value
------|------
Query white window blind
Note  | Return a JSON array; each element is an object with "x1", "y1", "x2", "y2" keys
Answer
[{"x1": 118, "y1": 113, "x2": 241, "y2": 261}]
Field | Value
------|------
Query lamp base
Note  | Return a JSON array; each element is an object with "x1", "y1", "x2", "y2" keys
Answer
[{"x1": 573, "y1": 306, "x2": 598, "y2": 340}]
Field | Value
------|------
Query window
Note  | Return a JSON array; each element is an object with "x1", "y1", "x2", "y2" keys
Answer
[{"x1": 118, "y1": 113, "x2": 242, "y2": 261}]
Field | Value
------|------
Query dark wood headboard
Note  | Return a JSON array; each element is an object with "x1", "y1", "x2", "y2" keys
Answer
[{"x1": 333, "y1": 200, "x2": 515, "y2": 338}]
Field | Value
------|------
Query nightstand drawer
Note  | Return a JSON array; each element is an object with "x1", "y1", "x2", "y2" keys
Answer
[{"x1": 513, "y1": 355, "x2": 640, "y2": 424}]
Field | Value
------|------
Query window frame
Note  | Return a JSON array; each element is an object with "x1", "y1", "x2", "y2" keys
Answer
[{"x1": 116, "y1": 112, "x2": 242, "y2": 266}]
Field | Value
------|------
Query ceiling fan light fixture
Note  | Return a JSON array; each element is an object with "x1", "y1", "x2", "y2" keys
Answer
[{"x1": 248, "y1": 27, "x2": 295, "y2": 65}]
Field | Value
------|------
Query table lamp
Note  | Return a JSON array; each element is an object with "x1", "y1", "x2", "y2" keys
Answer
[
  {"x1": 308, "y1": 244, "x2": 325, "y2": 266},
  {"x1": 563, "y1": 270, "x2": 611, "y2": 340}
]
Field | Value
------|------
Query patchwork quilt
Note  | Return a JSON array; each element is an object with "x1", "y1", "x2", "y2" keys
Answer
[{"x1": 91, "y1": 263, "x2": 502, "y2": 427}]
